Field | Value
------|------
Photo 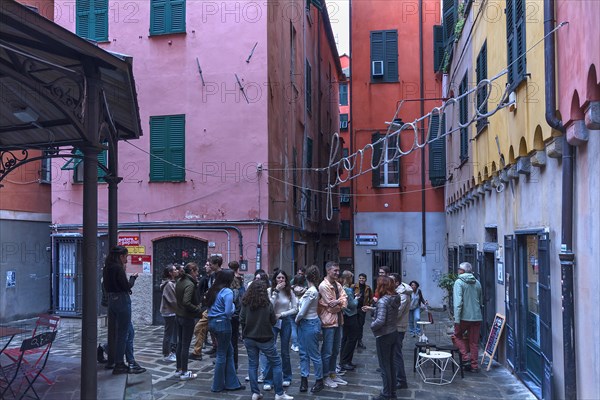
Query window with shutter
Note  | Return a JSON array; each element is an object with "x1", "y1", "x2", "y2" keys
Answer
[
  {"x1": 340, "y1": 220, "x2": 351, "y2": 240},
  {"x1": 506, "y1": 0, "x2": 526, "y2": 90},
  {"x1": 433, "y1": 25, "x2": 445, "y2": 72},
  {"x1": 73, "y1": 149, "x2": 108, "y2": 183},
  {"x1": 76, "y1": 0, "x2": 108, "y2": 41},
  {"x1": 305, "y1": 60, "x2": 312, "y2": 114},
  {"x1": 150, "y1": 0, "x2": 186, "y2": 36},
  {"x1": 340, "y1": 187, "x2": 351, "y2": 205},
  {"x1": 459, "y1": 73, "x2": 469, "y2": 162},
  {"x1": 371, "y1": 132, "x2": 399, "y2": 187},
  {"x1": 371, "y1": 132, "x2": 383, "y2": 187},
  {"x1": 370, "y1": 30, "x2": 398, "y2": 83},
  {"x1": 429, "y1": 114, "x2": 446, "y2": 187},
  {"x1": 150, "y1": 114, "x2": 186, "y2": 182},
  {"x1": 340, "y1": 114, "x2": 349, "y2": 130},
  {"x1": 442, "y1": 0, "x2": 456, "y2": 45},
  {"x1": 339, "y1": 83, "x2": 348, "y2": 105},
  {"x1": 476, "y1": 42, "x2": 488, "y2": 133}
]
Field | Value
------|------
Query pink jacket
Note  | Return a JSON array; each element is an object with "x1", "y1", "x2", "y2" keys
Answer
[{"x1": 318, "y1": 279, "x2": 348, "y2": 328}]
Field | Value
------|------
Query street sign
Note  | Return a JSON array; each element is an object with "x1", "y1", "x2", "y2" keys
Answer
[
  {"x1": 131, "y1": 255, "x2": 151, "y2": 264},
  {"x1": 118, "y1": 235, "x2": 140, "y2": 246},
  {"x1": 355, "y1": 233, "x2": 378, "y2": 246}
]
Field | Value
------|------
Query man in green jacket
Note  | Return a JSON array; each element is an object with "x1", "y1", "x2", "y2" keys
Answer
[{"x1": 452, "y1": 262, "x2": 483, "y2": 372}]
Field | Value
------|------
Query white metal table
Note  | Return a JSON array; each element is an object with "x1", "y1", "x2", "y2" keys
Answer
[{"x1": 415, "y1": 350, "x2": 459, "y2": 385}]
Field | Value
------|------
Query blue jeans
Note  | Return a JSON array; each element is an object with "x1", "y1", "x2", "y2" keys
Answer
[
  {"x1": 162, "y1": 315, "x2": 178, "y2": 356},
  {"x1": 394, "y1": 331, "x2": 407, "y2": 385},
  {"x1": 321, "y1": 326, "x2": 342, "y2": 376},
  {"x1": 176, "y1": 316, "x2": 195, "y2": 372},
  {"x1": 291, "y1": 320, "x2": 299, "y2": 347},
  {"x1": 209, "y1": 318, "x2": 240, "y2": 391},
  {"x1": 244, "y1": 338, "x2": 284, "y2": 396},
  {"x1": 264, "y1": 316, "x2": 292, "y2": 384},
  {"x1": 298, "y1": 318, "x2": 323, "y2": 379},
  {"x1": 409, "y1": 308, "x2": 421, "y2": 334},
  {"x1": 125, "y1": 321, "x2": 134, "y2": 363},
  {"x1": 107, "y1": 292, "x2": 131, "y2": 365}
]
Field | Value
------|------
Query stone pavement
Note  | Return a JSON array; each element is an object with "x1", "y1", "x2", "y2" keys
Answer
[{"x1": 1, "y1": 311, "x2": 536, "y2": 400}]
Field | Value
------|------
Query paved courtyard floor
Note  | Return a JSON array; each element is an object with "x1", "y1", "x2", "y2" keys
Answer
[{"x1": 1, "y1": 311, "x2": 536, "y2": 399}]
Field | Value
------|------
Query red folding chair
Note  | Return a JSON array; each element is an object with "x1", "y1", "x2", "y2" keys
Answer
[
  {"x1": 0, "y1": 331, "x2": 57, "y2": 399},
  {"x1": 2, "y1": 315, "x2": 60, "y2": 385}
]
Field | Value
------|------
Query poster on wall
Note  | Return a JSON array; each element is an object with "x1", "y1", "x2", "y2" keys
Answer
[
  {"x1": 497, "y1": 262, "x2": 504, "y2": 284},
  {"x1": 6, "y1": 271, "x2": 16, "y2": 288}
]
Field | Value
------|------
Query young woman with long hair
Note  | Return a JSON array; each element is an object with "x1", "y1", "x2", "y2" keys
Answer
[
  {"x1": 339, "y1": 270, "x2": 359, "y2": 371},
  {"x1": 263, "y1": 270, "x2": 297, "y2": 390},
  {"x1": 295, "y1": 265, "x2": 324, "y2": 393},
  {"x1": 241, "y1": 280, "x2": 293, "y2": 400},
  {"x1": 205, "y1": 269, "x2": 244, "y2": 392},
  {"x1": 363, "y1": 276, "x2": 401, "y2": 400}
]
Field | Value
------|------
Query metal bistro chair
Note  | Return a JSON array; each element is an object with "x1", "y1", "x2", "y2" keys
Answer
[
  {"x1": 2, "y1": 315, "x2": 60, "y2": 386},
  {"x1": 0, "y1": 331, "x2": 58, "y2": 400}
]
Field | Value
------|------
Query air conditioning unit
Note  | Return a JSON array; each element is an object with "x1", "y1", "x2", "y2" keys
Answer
[
  {"x1": 340, "y1": 120, "x2": 348, "y2": 129},
  {"x1": 508, "y1": 91, "x2": 517, "y2": 112},
  {"x1": 372, "y1": 61, "x2": 384, "y2": 76}
]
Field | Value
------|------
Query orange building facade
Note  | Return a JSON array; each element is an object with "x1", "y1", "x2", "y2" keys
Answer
[{"x1": 350, "y1": 0, "x2": 445, "y2": 301}]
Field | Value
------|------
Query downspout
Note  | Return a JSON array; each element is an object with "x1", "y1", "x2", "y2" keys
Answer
[
  {"x1": 419, "y1": 0, "x2": 426, "y2": 255},
  {"x1": 349, "y1": 0, "x2": 355, "y2": 270},
  {"x1": 544, "y1": 1, "x2": 576, "y2": 398},
  {"x1": 316, "y1": 8, "x2": 323, "y2": 264}
]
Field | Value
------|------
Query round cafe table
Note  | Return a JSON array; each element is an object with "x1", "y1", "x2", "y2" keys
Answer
[{"x1": 415, "y1": 350, "x2": 459, "y2": 385}]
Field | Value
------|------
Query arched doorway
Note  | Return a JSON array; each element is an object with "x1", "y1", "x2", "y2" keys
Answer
[{"x1": 152, "y1": 236, "x2": 207, "y2": 324}]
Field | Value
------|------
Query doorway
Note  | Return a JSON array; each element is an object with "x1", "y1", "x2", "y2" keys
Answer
[
  {"x1": 152, "y1": 237, "x2": 207, "y2": 325},
  {"x1": 480, "y1": 251, "x2": 497, "y2": 346},
  {"x1": 371, "y1": 250, "x2": 401, "y2": 288}
]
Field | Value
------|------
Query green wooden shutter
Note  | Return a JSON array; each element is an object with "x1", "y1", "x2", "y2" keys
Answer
[
  {"x1": 433, "y1": 25, "x2": 444, "y2": 72},
  {"x1": 515, "y1": 0, "x2": 526, "y2": 81},
  {"x1": 476, "y1": 42, "x2": 488, "y2": 131},
  {"x1": 371, "y1": 132, "x2": 383, "y2": 187},
  {"x1": 537, "y1": 232, "x2": 553, "y2": 400},
  {"x1": 150, "y1": 0, "x2": 167, "y2": 35},
  {"x1": 384, "y1": 30, "x2": 398, "y2": 82},
  {"x1": 459, "y1": 73, "x2": 469, "y2": 161},
  {"x1": 168, "y1": 114, "x2": 185, "y2": 181},
  {"x1": 76, "y1": 0, "x2": 107, "y2": 41},
  {"x1": 506, "y1": 0, "x2": 516, "y2": 86},
  {"x1": 370, "y1": 31, "x2": 384, "y2": 80},
  {"x1": 170, "y1": 0, "x2": 186, "y2": 33},
  {"x1": 429, "y1": 114, "x2": 446, "y2": 187},
  {"x1": 76, "y1": 0, "x2": 90, "y2": 39},
  {"x1": 150, "y1": 116, "x2": 168, "y2": 181},
  {"x1": 93, "y1": 0, "x2": 108, "y2": 41},
  {"x1": 97, "y1": 150, "x2": 108, "y2": 182},
  {"x1": 339, "y1": 83, "x2": 348, "y2": 105},
  {"x1": 443, "y1": 0, "x2": 456, "y2": 45}
]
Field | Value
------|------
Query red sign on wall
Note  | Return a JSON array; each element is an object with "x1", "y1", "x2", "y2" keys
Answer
[
  {"x1": 130, "y1": 255, "x2": 151, "y2": 264},
  {"x1": 118, "y1": 236, "x2": 140, "y2": 246}
]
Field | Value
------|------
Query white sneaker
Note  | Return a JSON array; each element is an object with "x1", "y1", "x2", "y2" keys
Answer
[
  {"x1": 275, "y1": 392, "x2": 294, "y2": 400},
  {"x1": 245, "y1": 376, "x2": 250, "y2": 381},
  {"x1": 263, "y1": 384, "x2": 273, "y2": 391},
  {"x1": 257, "y1": 374, "x2": 265, "y2": 383},
  {"x1": 324, "y1": 377, "x2": 338, "y2": 388},
  {"x1": 335, "y1": 366, "x2": 346, "y2": 375},
  {"x1": 291, "y1": 344, "x2": 299, "y2": 352},
  {"x1": 164, "y1": 353, "x2": 176, "y2": 362},
  {"x1": 180, "y1": 371, "x2": 197, "y2": 380},
  {"x1": 331, "y1": 375, "x2": 347, "y2": 385},
  {"x1": 282, "y1": 380, "x2": 291, "y2": 387},
  {"x1": 252, "y1": 393, "x2": 264, "y2": 400}
]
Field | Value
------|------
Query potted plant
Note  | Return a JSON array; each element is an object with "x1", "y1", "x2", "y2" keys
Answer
[{"x1": 437, "y1": 273, "x2": 458, "y2": 317}]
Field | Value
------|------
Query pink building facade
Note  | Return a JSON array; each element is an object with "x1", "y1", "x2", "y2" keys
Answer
[{"x1": 51, "y1": 0, "x2": 342, "y2": 324}]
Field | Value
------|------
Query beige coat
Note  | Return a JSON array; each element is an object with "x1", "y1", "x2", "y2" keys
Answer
[{"x1": 396, "y1": 282, "x2": 413, "y2": 332}]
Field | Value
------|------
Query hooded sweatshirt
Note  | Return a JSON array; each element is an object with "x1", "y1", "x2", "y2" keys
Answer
[
  {"x1": 395, "y1": 282, "x2": 413, "y2": 332},
  {"x1": 453, "y1": 273, "x2": 483, "y2": 324}
]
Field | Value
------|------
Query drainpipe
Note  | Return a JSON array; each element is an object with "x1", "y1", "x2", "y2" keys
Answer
[
  {"x1": 544, "y1": 1, "x2": 576, "y2": 398},
  {"x1": 419, "y1": 0, "x2": 426, "y2": 256},
  {"x1": 349, "y1": 0, "x2": 355, "y2": 272}
]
